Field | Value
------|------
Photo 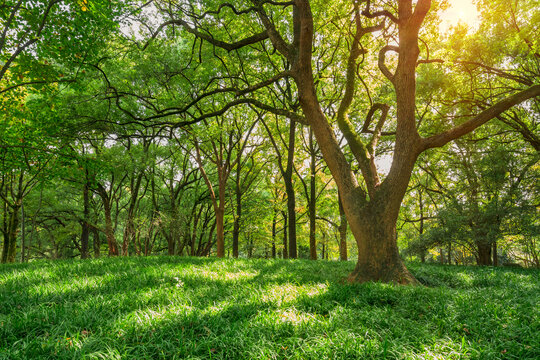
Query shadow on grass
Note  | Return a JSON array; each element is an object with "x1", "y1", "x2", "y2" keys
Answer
[{"x1": 1, "y1": 257, "x2": 538, "y2": 359}]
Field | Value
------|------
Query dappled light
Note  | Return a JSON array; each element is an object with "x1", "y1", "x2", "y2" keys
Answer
[{"x1": 1, "y1": 258, "x2": 538, "y2": 358}]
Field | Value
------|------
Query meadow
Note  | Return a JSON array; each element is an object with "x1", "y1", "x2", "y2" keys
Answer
[{"x1": 0, "y1": 257, "x2": 538, "y2": 359}]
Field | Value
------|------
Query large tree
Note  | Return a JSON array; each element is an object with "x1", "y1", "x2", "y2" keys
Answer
[{"x1": 142, "y1": 0, "x2": 539, "y2": 282}]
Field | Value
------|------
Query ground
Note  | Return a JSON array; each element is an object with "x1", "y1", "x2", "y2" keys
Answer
[{"x1": 0, "y1": 257, "x2": 538, "y2": 359}]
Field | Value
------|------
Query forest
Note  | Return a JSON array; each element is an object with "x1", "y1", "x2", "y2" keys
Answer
[
  {"x1": 1, "y1": 0, "x2": 539, "y2": 358},
  {"x1": 1, "y1": 0, "x2": 538, "y2": 277}
]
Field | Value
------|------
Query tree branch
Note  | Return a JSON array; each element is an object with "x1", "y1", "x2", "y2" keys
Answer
[{"x1": 422, "y1": 85, "x2": 540, "y2": 150}]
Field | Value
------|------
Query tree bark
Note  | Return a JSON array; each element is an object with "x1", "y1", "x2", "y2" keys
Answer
[
  {"x1": 477, "y1": 242, "x2": 492, "y2": 265},
  {"x1": 338, "y1": 191, "x2": 348, "y2": 261},
  {"x1": 492, "y1": 241, "x2": 498, "y2": 266},
  {"x1": 80, "y1": 179, "x2": 90, "y2": 259},
  {"x1": 2, "y1": 205, "x2": 20, "y2": 263},
  {"x1": 285, "y1": 120, "x2": 297, "y2": 258},
  {"x1": 232, "y1": 152, "x2": 242, "y2": 258},
  {"x1": 281, "y1": 210, "x2": 288, "y2": 259},
  {"x1": 308, "y1": 128, "x2": 317, "y2": 260},
  {"x1": 97, "y1": 184, "x2": 119, "y2": 256}
]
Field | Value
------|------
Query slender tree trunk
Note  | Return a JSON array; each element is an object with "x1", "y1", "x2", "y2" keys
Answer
[
  {"x1": 92, "y1": 227, "x2": 100, "y2": 258},
  {"x1": 20, "y1": 201, "x2": 25, "y2": 262},
  {"x1": 284, "y1": 121, "x2": 297, "y2": 258},
  {"x1": 492, "y1": 241, "x2": 498, "y2": 266},
  {"x1": 80, "y1": 179, "x2": 90, "y2": 259},
  {"x1": 308, "y1": 129, "x2": 317, "y2": 260},
  {"x1": 271, "y1": 209, "x2": 277, "y2": 258},
  {"x1": 216, "y1": 204, "x2": 225, "y2": 258},
  {"x1": 232, "y1": 157, "x2": 242, "y2": 258},
  {"x1": 97, "y1": 185, "x2": 119, "y2": 256},
  {"x1": 6, "y1": 205, "x2": 20, "y2": 263},
  {"x1": 281, "y1": 210, "x2": 288, "y2": 259},
  {"x1": 122, "y1": 172, "x2": 143, "y2": 256},
  {"x1": 338, "y1": 191, "x2": 348, "y2": 261},
  {"x1": 448, "y1": 241, "x2": 452, "y2": 265}
]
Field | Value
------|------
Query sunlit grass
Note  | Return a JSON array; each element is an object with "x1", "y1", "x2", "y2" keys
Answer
[{"x1": 0, "y1": 257, "x2": 538, "y2": 359}]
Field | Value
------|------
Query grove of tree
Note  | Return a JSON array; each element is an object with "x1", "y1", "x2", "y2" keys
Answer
[{"x1": 1, "y1": 0, "x2": 538, "y2": 282}]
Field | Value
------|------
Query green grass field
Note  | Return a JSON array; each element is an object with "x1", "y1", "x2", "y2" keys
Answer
[{"x1": 0, "y1": 257, "x2": 538, "y2": 359}]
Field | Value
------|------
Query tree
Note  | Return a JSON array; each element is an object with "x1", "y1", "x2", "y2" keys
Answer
[{"x1": 143, "y1": 0, "x2": 539, "y2": 282}]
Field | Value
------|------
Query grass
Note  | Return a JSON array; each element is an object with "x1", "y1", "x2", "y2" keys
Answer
[{"x1": 0, "y1": 257, "x2": 538, "y2": 359}]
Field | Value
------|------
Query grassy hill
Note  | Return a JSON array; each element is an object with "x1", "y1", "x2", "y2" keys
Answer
[{"x1": 0, "y1": 257, "x2": 538, "y2": 359}]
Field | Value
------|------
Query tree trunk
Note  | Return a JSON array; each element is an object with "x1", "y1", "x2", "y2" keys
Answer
[
  {"x1": 216, "y1": 205, "x2": 225, "y2": 258},
  {"x1": 308, "y1": 128, "x2": 317, "y2": 260},
  {"x1": 80, "y1": 179, "x2": 90, "y2": 259},
  {"x1": 492, "y1": 241, "x2": 498, "y2": 266},
  {"x1": 285, "y1": 121, "x2": 297, "y2": 258},
  {"x1": 20, "y1": 201, "x2": 25, "y2": 262},
  {"x1": 232, "y1": 159, "x2": 242, "y2": 258},
  {"x1": 347, "y1": 204, "x2": 417, "y2": 284},
  {"x1": 97, "y1": 185, "x2": 119, "y2": 256},
  {"x1": 2, "y1": 205, "x2": 20, "y2": 263},
  {"x1": 338, "y1": 191, "x2": 348, "y2": 261},
  {"x1": 122, "y1": 172, "x2": 144, "y2": 256},
  {"x1": 92, "y1": 227, "x2": 101, "y2": 258},
  {"x1": 282, "y1": 210, "x2": 288, "y2": 259},
  {"x1": 271, "y1": 209, "x2": 277, "y2": 258},
  {"x1": 477, "y1": 242, "x2": 492, "y2": 265}
]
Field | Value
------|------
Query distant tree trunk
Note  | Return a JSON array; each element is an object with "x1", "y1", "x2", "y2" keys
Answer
[
  {"x1": 80, "y1": 178, "x2": 90, "y2": 259},
  {"x1": 232, "y1": 153, "x2": 242, "y2": 258},
  {"x1": 284, "y1": 121, "x2": 297, "y2": 258},
  {"x1": 122, "y1": 171, "x2": 144, "y2": 256},
  {"x1": 271, "y1": 209, "x2": 277, "y2": 258},
  {"x1": 308, "y1": 129, "x2": 317, "y2": 260},
  {"x1": 338, "y1": 191, "x2": 348, "y2": 261},
  {"x1": 92, "y1": 227, "x2": 101, "y2": 258},
  {"x1": 282, "y1": 210, "x2": 288, "y2": 259},
  {"x1": 2, "y1": 204, "x2": 20, "y2": 263},
  {"x1": 492, "y1": 241, "x2": 498, "y2": 266},
  {"x1": 448, "y1": 241, "x2": 452, "y2": 265},
  {"x1": 20, "y1": 201, "x2": 25, "y2": 262},
  {"x1": 477, "y1": 242, "x2": 492, "y2": 265},
  {"x1": 96, "y1": 184, "x2": 119, "y2": 256}
]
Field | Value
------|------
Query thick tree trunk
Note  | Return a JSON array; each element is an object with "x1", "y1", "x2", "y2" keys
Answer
[
  {"x1": 477, "y1": 242, "x2": 492, "y2": 265},
  {"x1": 338, "y1": 192, "x2": 348, "y2": 261},
  {"x1": 347, "y1": 204, "x2": 417, "y2": 284}
]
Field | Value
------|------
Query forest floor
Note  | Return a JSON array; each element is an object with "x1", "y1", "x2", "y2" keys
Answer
[{"x1": 0, "y1": 257, "x2": 538, "y2": 359}]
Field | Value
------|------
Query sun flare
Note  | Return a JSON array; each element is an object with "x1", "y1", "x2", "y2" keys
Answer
[{"x1": 439, "y1": 0, "x2": 480, "y2": 33}]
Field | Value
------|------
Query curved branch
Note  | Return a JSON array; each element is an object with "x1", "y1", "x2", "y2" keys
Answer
[
  {"x1": 422, "y1": 85, "x2": 540, "y2": 150},
  {"x1": 362, "y1": 0, "x2": 400, "y2": 24},
  {"x1": 143, "y1": 19, "x2": 268, "y2": 52},
  {"x1": 378, "y1": 45, "x2": 399, "y2": 83}
]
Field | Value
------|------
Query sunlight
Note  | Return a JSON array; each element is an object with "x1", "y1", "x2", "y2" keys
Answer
[{"x1": 439, "y1": 0, "x2": 480, "y2": 33}]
